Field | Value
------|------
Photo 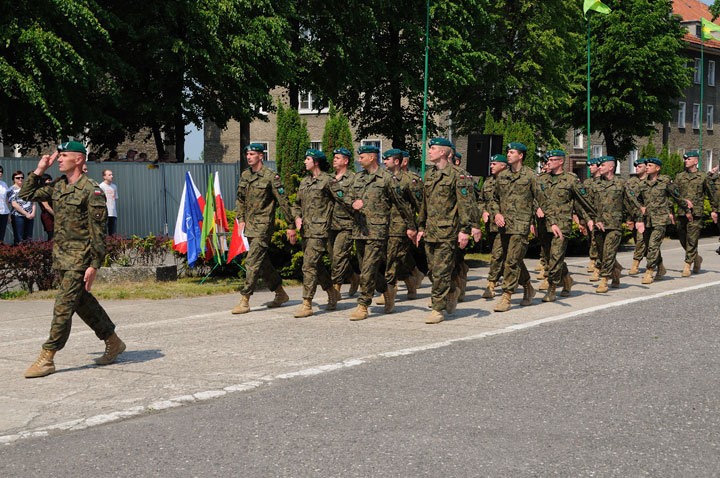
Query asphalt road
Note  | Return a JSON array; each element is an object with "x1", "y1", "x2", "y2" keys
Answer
[{"x1": 2, "y1": 284, "x2": 719, "y2": 477}]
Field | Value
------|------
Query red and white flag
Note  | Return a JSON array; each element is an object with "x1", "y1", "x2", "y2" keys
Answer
[
  {"x1": 227, "y1": 218, "x2": 249, "y2": 263},
  {"x1": 213, "y1": 172, "x2": 229, "y2": 253}
]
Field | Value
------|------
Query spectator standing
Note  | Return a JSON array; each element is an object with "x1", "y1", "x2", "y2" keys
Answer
[
  {"x1": 39, "y1": 174, "x2": 55, "y2": 240},
  {"x1": 0, "y1": 165, "x2": 9, "y2": 243},
  {"x1": 105, "y1": 150, "x2": 118, "y2": 162},
  {"x1": 138, "y1": 152, "x2": 148, "y2": 162},
  {"x1": 99, "y1": 169, "x2": 119, "y2": 235},
  {"x1": 8, "y1": 170, "x2": 35, "y2": 244}
]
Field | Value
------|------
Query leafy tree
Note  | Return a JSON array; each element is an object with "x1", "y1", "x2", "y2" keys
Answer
[
  {"x1": 321, "y1": 104, "x2": 353, "y2": 160},
  {"x1": 640, "y1": 133, "x2": 657, "y2": 158},
  {"x1": 484, "y1": 112, "x2": 538, "y2": 169},
  {"x1": 659, "y1": 145, "x2": 684, "y2": 179},
  {"x1": 276, "y1": 106, "x2": 309, "y2": 194},
  {"x1": 570, "y1": 0, "x2": 690, "y2": 161}
]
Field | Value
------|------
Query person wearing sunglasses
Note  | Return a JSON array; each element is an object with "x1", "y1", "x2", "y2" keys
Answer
[
  {"x1": 0, "y1": 166, "x2": 9, "y2": 243},
  {"x1": 8, "y1": 170, "x2": 35, "y2": 244}
]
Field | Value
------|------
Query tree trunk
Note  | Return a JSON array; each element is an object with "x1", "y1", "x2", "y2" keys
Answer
[
  {"x1": 151, "y1": 123, "x2": 165, "y2": 158},
  {"x1": 602, "y1": 128, "x2": 617, "y2": 158},
  {"x1": 174, "y1": 111, "x2": 185, "y2": 162},
  {"x1": 239, "y1": 121, "x2": 250, "y2": 170},
  {"x1": 288, "y1": 17, "x2": 300, "y2": 111}
]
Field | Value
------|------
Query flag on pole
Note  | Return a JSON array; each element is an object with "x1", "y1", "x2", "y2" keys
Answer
[
  {"x1": 702, "y1": 18, "x2": 720, "y2": 41},
  {"x1": 172, "y1": 172, "x2": 204, "y2": 267},
  {"x1": 583, "y1": 0, "x2": 611, "y2": 18},
  {"x1": 214, "y1": 172, "x2": 229, "y2": 253},
  {"x1": 200, "y1": 174, "x2": 217, "y2": 256},
  {"x1": 227, "y1": 219, "x2": 249, "y2": 263}
]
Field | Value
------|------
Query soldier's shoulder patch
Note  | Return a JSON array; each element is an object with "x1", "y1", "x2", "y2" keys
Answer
[
  {"x1": 540, "y1": 184, "x2": 545, "y2": 191},
  {"x1": 580, "y1": 187, "x2": 586, "y2": 195},
  {"x1": 94, "y1": 189, "x2": 103, "y2": 195},
  {"x1": 461, "y1": 187, "x2": 467, "y2": 195},
  {"x1": 337, "y1": 191, "x2": 343, "y2": 198},
  {"x1": 278, "y1": 187, "x2": 285, "y2": 194},
  {"x1": 415, "y1": 191, "x2": 421, "y2": 199},
  {"x1": 275, "y1": 174, "x2": 280, "y2": 180}
]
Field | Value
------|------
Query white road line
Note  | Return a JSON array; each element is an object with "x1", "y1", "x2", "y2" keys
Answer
[{"x1": 3, "y1": 279, "x2": 719, "y2": 446}]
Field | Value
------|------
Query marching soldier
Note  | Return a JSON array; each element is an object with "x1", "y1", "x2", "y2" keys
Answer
[
  {"x1": 627, "y1": 158, "x2": 649, "y2": 275},
  {"x1": 232, "y1": 143, "x2": 297, "y2": 314},
  {"x1": 400, "y1": 149, "x2": 428, "y2": 288},
  {"x1": 535, "y1": 157, "x2": 551, "y2": 288},
  {"x1": 328, "y1": 148, "x2": 360, "y2": 297},
  {"x1": 480, "y1": 154, "x2": 508, "y2": 299},
  {"x1": 586, "y1": 157, "x2": 603, "y2": 280}
]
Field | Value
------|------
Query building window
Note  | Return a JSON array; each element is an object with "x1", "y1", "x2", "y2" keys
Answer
[
  {"x1": 694, "y1": 58, "x2": 702, "y2": 84},
  {"x1": 696, "y1": 24, "x2": 702, "y2": 37},
  {"x1": 591, "y1": 145, "x2": 602, "y2": 158},
  {"x1": 573, "y1": 129, "x2": 583, "y2": 149},
  {"x1": 678, "y1": 102, "x2": 686, "y2": 128},
  {"x1": 629, "y1": 149, "x2": 638, "y2": 174},
  {"x1": 310, "y1": 141, "x2": 322, "y2": 151},
  {"x1": 298, "y1": 91, "x2": 329, "y2": 114},
  {"x1": 709, "y1": 61, "x2": 716, "y2": 86},
  {"x1": 693, "y1": 103, "x2": 701, "y2": 129},
  {"x1": 361, "y1": 139, "x2": 382, "y2": 151},
  {"x1": 708, "y1": 105, "x2": 714, "y2": 130}
]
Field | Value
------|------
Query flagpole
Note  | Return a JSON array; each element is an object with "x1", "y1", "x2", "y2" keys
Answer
[
  {"x1": 700, "y1": 36, "x2": 704, "y2": 169},
  {"x1": 421, "y1": 0, "x2": 429, "y2": 178},
  {"x1": 586, "y1": 16, "x2": 591, "y2": 179}
]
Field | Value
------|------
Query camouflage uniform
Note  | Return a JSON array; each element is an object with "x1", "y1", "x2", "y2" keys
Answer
[
  {"x1": 385, "y1": 170, "x2": 416, "y2": 286},
  {"x1": 418, "y1": 165, "x2": 472, "y2": 311},
  {"x1": 235, "y1": 165, "x2": 296, "y2": 296},
  {"x1": 636, "y1": 175, "x2": 691, "y2": 270},
  {"x1": 674, "y1": 170, "x2": 715, "y2": 265},
  {"x1": 345, "y1": 168, "x2": 416, "y2": 307},
  {"x1": 20, "y1": 173, "x2": 115, "y2": 351},
  {"x1": 478, "y1": 175, "x2": 503, "y2": 283},
  {"x1": 535, "y1": 172, "x2": 551, "y2": 275},
  {"x1": 293, "y1": 172, "x2": 336, "y2": 300},
  {"x1": 627, "y1": 175, "x2": 649, "y2": 262},
  {"x1": 451, "y1": 165, "x2": 482, "y2": 287},
  {"x1": 490, "y1": 166, "x2": 542, "y2": 293},
  {"x1": 328, "y1": 169, "x2": 356, "y2": 285},
  {"x1": 585, "y1": 176, "x2": 601, "y2": 265},
  {"x1": 405, "y1": 169, "x2": 428, "y2": 275}
]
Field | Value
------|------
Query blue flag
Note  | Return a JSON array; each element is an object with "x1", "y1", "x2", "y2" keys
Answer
[{"x1": 182, "y1": 172, "x2": 204, "y2": 267}]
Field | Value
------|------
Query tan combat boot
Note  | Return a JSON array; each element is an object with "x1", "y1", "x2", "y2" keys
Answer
[
  {"x1": 383, "y1": 285, "x2": 396, "y2": 313},
  {"x1": 24, "y1": 349, "x2": 56, "y2": 378},
  {"x1": 542, "y1": 283, "x2": 557, "y2": 302},
  {"x1": 536, "y1": 267, "x2": 545, "y2": 280},
  {"x1": 629, "y1": 259, "x2": 641, "y2": 275},
  {"x1": 294, "y1": 299, "x2": 314, "y2": 318},
  {"x1": 375, "y1": 293, "x2": 385, "y2": 305},
  {"x1": 694, "y1": 255, "x2": 703, "y2": 274},
  {"x1": 349, "y1": 304, "x2": 369, "y2": 321},
  {"x1": 589, "y1": 267, "x2": 600, "y2": 282},
  {"x1": 424, "y1": 309, "x2": 445, "y2": 324},
  {"x1": 95, "y1": 333, "x2": 126, "y2": 365},
  {"x1": 611, "y1": 263, "x2": 622, "y2": 288},
  {"x1": 493, "y1": 292, "x2": 512, "y2": 312},
  {"x1": 405, "y1": 273, "x2": 418, "y2": 300},
  {"x1": 560, "y1": 274, "x2": 574, "y2": 297},
  {"x1": 412, "y1": 268, "x2": 425, "y2": 288},
  {"x1": 538, "y1": 278, "x2": 549, "y2": 291},
  {"x1": 596, "y1": 277, "x2": 609, "y2": 293},
  {"x1": 446, "y1": 288, "x2": 459, "y2": 314},
  {"x1": 534, "y1": 263, "x2": 543, "y2": 272},
  {"x1": 457, "y1": 276, "x2": 467, "y2": 302},
  {"x1": 326, "y1": 286, "x2": 340, "y2": 311},
  {"x1": 681, "y1": 262, "x2": 692, "y2": 277},
  {"x1": 586, "y1": 259, "x2": 595, "y2": 273},
  {"x1": 348, "y1": 273, "x2": 360, "y2": 297},
  {"x1": 482, "y1": 281, "x2": 496, "y2": 299},
  {"x1": 266, "y1": 286, "x2": 290, "y2": 308},
  {"x1": 231, "y1": 294, "x2": 251, "y2": 314},
  {"x1": 641, "y1": 267, "x2": 655, "y2": 284},
  {"x1": 655, "y1": 262, "x2": 666, "y2": 280},
  {"x1": 520, "y1": 282, "x2": 535, "y2": 306}
]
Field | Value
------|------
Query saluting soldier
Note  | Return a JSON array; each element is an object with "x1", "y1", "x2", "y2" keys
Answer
[
  {"x1": 292, "y1": 149, "x2": 342, "y2": 317},
  {"x1": 21, "y1": 142, "x2": 125, "y2": 378},
  {"x1": 635, "y1": 157, "x2": 693, "y2": 284},
  {"x1": 231, "y1": 143, "x2": 297, "y2": 314},
  {"x1": 537, "y1": 149, "x2": 596, "y2": 301},
  {"x1": 328, "y1": 148, "x2": 360, "y2": 297},
  {"x1": 490, "y1": 142, "x2": 542, "y2": 312},
  {"x1": 674, "y1": 151, "x2": 717, "y2": 276},
  {"x1": 627, "y1": 158, "x2": 649, "y2": 275},
  {"x1": 416, "y1": 138, "x2": 473, "y2": 324},
  {"x1": 345, "y1": 145, "x2": 416, "y2": 321},
  {"x1": 480, "y1": 154, "x2": 508, "y2": 299}
]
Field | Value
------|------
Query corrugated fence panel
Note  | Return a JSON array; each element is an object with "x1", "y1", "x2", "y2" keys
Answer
[{"x1": 0, "y1": 158, "x2": 242, "y2": 242}]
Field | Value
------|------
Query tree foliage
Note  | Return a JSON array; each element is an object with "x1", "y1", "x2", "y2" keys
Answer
[
  {"x1": 484, "y1": 111, "x2": 538, "y2": 169},
  {"x1": 276, "y1": 105, "x2": 309, "y2": 194},
  {"x1": 659, "y1": 145, "x2": 684, "y2": 179},
  {"x1": 321, "y1": 104, "x2": 353, "y2": 161}
]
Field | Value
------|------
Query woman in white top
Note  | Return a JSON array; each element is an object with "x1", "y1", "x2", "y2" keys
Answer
[
  {"x1": 0, "y1": 165, "x2": 9, "y2": 243},
  {"x1": 8, "y1": 170, "x2": 35, "y2": 244}
]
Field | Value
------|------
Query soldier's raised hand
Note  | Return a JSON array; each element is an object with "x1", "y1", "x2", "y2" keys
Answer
[{"x1": 36, "y1": 151, "x2": 58, "y2": 175}]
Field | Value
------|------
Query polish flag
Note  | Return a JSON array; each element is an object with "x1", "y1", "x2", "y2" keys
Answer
[
  {"x1": 214, "y1": 172, "x2": 229, "y2": 253},
  {"x1": 227, "y1": 218, "x2": 249, "y2": 263}
]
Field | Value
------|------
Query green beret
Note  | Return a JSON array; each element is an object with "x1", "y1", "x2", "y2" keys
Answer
[
  {"x1": 382, "y1": 148, "x2": 403, "y2": 159},
  {"x1": 428, "y1": 137, "x2": 454, "y2": 148},
  {"x1": 506, "y1": 142, "x2": 527, "y2": 153},
  {"x1": 598, "y1": 156, "x2": 616, "y2": 164},
  {"x1": 401, "y1": 150, "x2": 410, "y2": 158},
  {"x1": 58, "y1": 141, "x2": 87, "y2": 154},
  {"x1": 305, "y1": 148, "x2": 326, "y2": 160},
  {"x1": 454, "y1": 151, "x2": 462, "y2": 160},
  {"x1": 588, "y1": 157, "x2": 599, "y2": 166},
  {"x1": 683, "y1": 150, "x2": 700, "y2": 159},
  {"x1": 333, "y1": 148, "x2": 352, "y2": 158},
  {"x1": 244, "y1": 143, "x2": 265, "y2": 152},
  {"x1": 490, "y1": 154, "x2": 508, "y2": 164},
  {"x1": 634, "y1": 158, "x2": 646, "y2": 167},
  {"x1": 646, "y1": 157, "x2": 662, "y2": 166},
  {"x1": 358, "y1": 144, "x2": 380, "y2": 154},
  {"x1": 545, "y1": 149, "x2": 566, "y2": 159}
]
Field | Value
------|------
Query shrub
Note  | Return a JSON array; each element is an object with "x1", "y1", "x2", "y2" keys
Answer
[
  {"x1": 104, "y1": 234, "x2": 172, "y2": 267},
  {"x1": 0, "y1": 241, "x2": 55, "y2": 293}
]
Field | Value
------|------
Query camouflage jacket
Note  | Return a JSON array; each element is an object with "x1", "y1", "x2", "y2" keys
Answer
[
  {"x1": 418, "y1": 165, "x2": 472, "y2": 242},
  {"x1": 626, "y1": 175, "x2": 648, "y2": 198},
  {"x1": 674, "y1": 170, "x2": 717, "y2": 216},
  {"x1": 588, "y1": 175, "x2": 642, "y2": 229},
  {"x1": 490, "y1": 166, "x2": 542, "y2": 235},
  {"x1": 637, "y1": 175, "x2": 690, "y2": 227},
  {"x1": 406, "y1": 170, "x2": 424, "y2": 213},
  {"x1": 293, "y1": 172, "x2": 336, "y2": 239},
  {"x1": 388, "y1": 170, "x2": 416, "y2": 237},
  {"x1": 709, "y1": 172, "x2": 720, "y2": 211},
  {"x1": 345, "y1": 167, "x2": 416, "y2": 240},
  {"x1": 21, "y1": 172, "x2": 107, "y2": 271},
  {"x1": 452, "y1": 165, "x2": 482, "y2": 229},
  {"x1": 478, "y1": 175, "x2": 498, "y2": 232},
  {"x1": 330, "y1": 169, "x2": 355, "y2": 231},
  {"x1": 235, "y1": 165, "x2": 296, "y2": 238},
  {"x1": 541, "y1": 172, "x2": 596, "y2": 234}
]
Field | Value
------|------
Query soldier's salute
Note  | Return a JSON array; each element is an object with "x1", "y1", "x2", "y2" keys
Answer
[
  {"x1": 674, "y1": 151, "x2": 718, "y2": 276},
  {"x1": 232, "y1": 143, "x2": 297, "y2": 314},
  {"x1": 21, "y1": 141, "x2": 125, "y2": 378},
  {"x1": 635, "y1": 157, "x2": 692, "y2": 284},
  {"x1": 627, "y1": 158, "x2": 649, "y2": 275},
  {"x1": 328, "y1": 148, "x2": 360, "y2": 297},
  {"x1": 416, "y1": 138, "x2": 473, "y2": 324},
  {"x1": 480, "y1": 154, "x2": 508, "y2": 299},
  {"x1": 490, "y1": 142, "x2": 542, "y2": 312},
  {"x1": 345, "y1": 145, "x2": 416, "y2": 321},
  {"x1": 537, "y1": 150, "x2": 596, "y2": 301}
]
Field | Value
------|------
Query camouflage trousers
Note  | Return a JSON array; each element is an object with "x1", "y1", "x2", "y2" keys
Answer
[
  {"x1": 301, "y1": 237, "x2": 333, "y2": 300},
  {"x1": 425, "y1": 240, "x2": 457, "y2": 311},
  {"x1": 356, "y1": 239, "x2": 387, "y2": 307},
  {"x1": 385, "y1": 235, "x2": 415, "y2": 286},
  {"x1": 328, "y1": 228, "x2": 355, "y2": 285},
  {"x1": 676, "y1": 215, "x2": 703, "y2": 264},
  {"x1": 43, "y1": 269, "x2": 115, "y2": 351},
  {"x1": 596, "y1": 229, "x2": 622, "y2": 278},
  {"x1": 240, "y1": 236, "x2": 282, "y2": 296},
  {"x1": 486, "y1": 232, "x2": 503, "y2": 283},
  {"x1": 545, "y1": 235, "x2": 570, "y2": 286},
  {"x1": 632, "y1": 228, "x2": 647, "y2": 261},
  {"x1": 588, "y1": 230, "x2": 599, "y2": 261},
  {"x1": 643, "y1": 225, "x2": 666, "y2": 270},
  {"x1": 537, "y1": 219, "x2": 550, "y2": 269},
  {"x1": 499, "y1": 233, "x2": 530, "y2": 293}
]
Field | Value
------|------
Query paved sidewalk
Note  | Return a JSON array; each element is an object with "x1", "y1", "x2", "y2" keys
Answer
[{"x1": 1, "y1": 238, "x2": 719, "y2": 443}]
